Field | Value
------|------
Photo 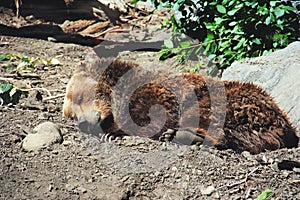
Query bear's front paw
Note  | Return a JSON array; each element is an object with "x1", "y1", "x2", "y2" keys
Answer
[
  {"x1": 160, "y1": 129, "x2": 204, "y2": 145},
  {"x1": 98, "y1": 133, "x2": 124, "y2": 143},
  {"x1": 159, "y1": 129, "x2": 176, "y2": 142},
  {"x1": 173, "y1": 130, "x2": 204, "y2": 145}
]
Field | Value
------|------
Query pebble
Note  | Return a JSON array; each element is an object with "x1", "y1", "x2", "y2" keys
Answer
[
  {"x1": 171, "y1": 166, "x2": 177, "y2": 171},
  {"x1": 200, "y1": 185, "x2": 215, "y2": 195},
  {"x1": 75, "y1": 186, "x2": 87, "y2": 194},
  {"x1": 282, "y1": 170, "x2": 290, "y2": 178},
  {"x1": 62, "y1": 140, "x2": 72, "y2": 146},
  {"x1": 22, "y1": 122, "x2": 62, "y2": 151},
  {"x1": 241, "y1": 151, "x2": 251, "y2": 159},
  {"x1": 65, "y1": 183, "x2": 76, "y2": 192},
  {"x1": 293, "y1": 168, "x2": 300, "y2": 174}
]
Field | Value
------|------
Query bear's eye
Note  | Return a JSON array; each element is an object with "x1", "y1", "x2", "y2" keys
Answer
[{"x1": 77, "y1": 95, "x2": 83, "y2": 104}]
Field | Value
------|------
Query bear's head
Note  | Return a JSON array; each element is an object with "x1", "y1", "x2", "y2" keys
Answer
[{"x1": 63, "y1": 71, "x2": 103, "y2": 135}]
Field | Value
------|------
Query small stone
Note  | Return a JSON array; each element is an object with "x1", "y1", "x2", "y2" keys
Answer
[
  {"x1": 190, "y1": 145, "x2": 200, "y2": 151},
  {"x1": 52, "y1": 150, "x2": 59, "y2": 155},
  {"x1": 38, "y1": 113, "x2": 50, "y2": 120},
  {"x1": 65, "y1": 183, "x2": 76, "y2": 192},
  {"x1": 10, "y1": 134, "x2": 21, "y2": 143},
  {"x1": 282, "y1": 170, "x2": 290, "y2": 178},
  {"x1": 154, "y1": 171, "x2": 161, "y2": 177},
  {"x1": 47, "y1": 104, "x2": 59, "y2": 113},
  {"x1": 268, "y1": 158, "x2": 274, "y2": 164},
  {"x1": 177, "y1": 151, "x2": 185, "y2": 158},
  {"x1": 121, "y1": 176, "x2": 130, "y2": 182},
  {"x1": 293, "y1": 168, "x2": 300, "y2": 174},
  {"x1": 62, "y1": 140, "x2": 72, "y2": 146},
  {"x1": 75, "y1": 186, "x2": 87, "y2": 194},
  {"x1": 262, "y1": 155, "x2": 268, "y2": 163},
  {"x1": 25, "y1": 15, "x2": 35, "y2": 21},
  {"x1": 213, "y1": 191, "x2": 220, "y2": 199},
  {"x1": 22, "y1": 122, "x2": 62, "y2": 151},
  {"x1": 201, "y1": 185, "x2": 215, "y2": 196},
  {"x1": 241, "y1": 151, "x2": 251, "y2": 159},
  {"x1": 48, "y1": 184, "x2": 53, "y2": 191},
  {"x1": 171, "y1": 166, "x2": 177, "y2": 171}
]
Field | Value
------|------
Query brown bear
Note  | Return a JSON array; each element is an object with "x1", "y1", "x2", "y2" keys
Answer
[{"x1": 63, "y1": 52, "x2": 299, "y2": 154}]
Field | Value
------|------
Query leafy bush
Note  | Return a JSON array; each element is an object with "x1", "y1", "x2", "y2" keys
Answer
[{"x1": 133, "y1": 0, "x2": 300, "y2": 69}]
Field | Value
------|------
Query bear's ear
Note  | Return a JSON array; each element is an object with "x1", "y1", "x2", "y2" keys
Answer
[{"x1": 75, "y1": 52, "x2": 116, "y2": 81}]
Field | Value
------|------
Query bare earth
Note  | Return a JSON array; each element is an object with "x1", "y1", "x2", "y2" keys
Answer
[{"x1": 0, "y1": 34, "x2": 299, "y2": 200}]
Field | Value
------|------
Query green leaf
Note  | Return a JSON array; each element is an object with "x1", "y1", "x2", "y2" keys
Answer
[
  {"x1": 205, "y1": 22, "x2": 215, "y2": 30},
  {"x1": 22, "y1": 56, "x2": 30, "y2": 63},
  {"x1": 262, "y1": 49, "x2": 273, "y2": 56},
  {"x1": 228, "y1": 7, "x2": 240, "y2": 16},
  {"x1": 280, "y1": 5, "x2": 297, "y2": 12},
  {"x1": 179, "y1": 41, "x2": 190, "y2": 48},
  {"x1": 164, "y1": 39, "x2": 174, "y2": 49},
  {"x1": 208, "y1": 53, "x2": 216, "y2": 60},
  {"x1": 161, "y1": 19, "x2": 171, "y2": 28},
  {"x1": 273, "y1": 33, "x2": 283, "y2": 40},
  {"x1": 220, "y1": 40, "x2": 231, "y2": 48},
  {"x1": 131, "y1": 0, "x2": 138, "y2": 5},
  {"x1": 245, "y1": 2, "x2": 258, "y2": 7},
  {"x1": 0, "y1": 53, "x2": 11, "y2": 61},
  {"x1": 0, "y1": 82, "x2": 13, "y2": 94},
  {"x1": 206, "y1": 33, "x2": 214, "y2": 39},
  {"x1": 256, "y1": 189, "x2": 274, "y2": 200},
  {"x1": 270, "y1": 1, "x2": 277, "y2": 7},
  {"x1": 252, "y1": 38, "x2": 261, "y2": 45},
  {"x1": 215, "y1": 17, "x2": 225, "y2": 25},
  {"x1": 234, "y1": 38, "x2": 246, "y2": 50},
  {"x1": 159, "y1": 49, "x2": 173, "y2": 61},
  {"x1": 172, "y1": 47, "x2": 181, "y2": 54},
  {"x1": 273, "y1": 8, "x2": 284, "y2": 18},
  {"x1": 204, "y1": 43, "x2": 211, "y2": 54},
  {"x1": 265, "y1": 16, "x2": 271, "y2": 25},
  {"x1": 228, "y1": 21, "x2": 237, "y2": 26},
  {"x1": 231, "y1": 25, "x2": 244, "y2": 35},
  {"x1": 216, "y1": 5, "x2": 226, "y2": 14}
]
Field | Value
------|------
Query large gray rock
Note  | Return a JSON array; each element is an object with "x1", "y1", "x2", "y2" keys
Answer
[
  {"x1": 222, "y1": 41, "x2": 300, "y2": 132},
  {"x1": 22, "y1": 122, "x2": 62, "y2": 151}
]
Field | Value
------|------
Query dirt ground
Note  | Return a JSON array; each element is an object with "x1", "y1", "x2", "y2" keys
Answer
[
  {"x1": 0, "y1": 5, "x2": 300, "y2": 200},
  {"x1": 0, "y1": 36, "x2": 299, "y2": 200}
]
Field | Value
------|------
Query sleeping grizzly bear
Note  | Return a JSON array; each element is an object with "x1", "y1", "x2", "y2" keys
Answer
[{"x1": 63, "y1": 52, "x2": 299, "y2": 154}]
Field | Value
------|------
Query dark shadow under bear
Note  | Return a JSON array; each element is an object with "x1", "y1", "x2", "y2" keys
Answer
[{"x1": 63, "y1": 53, "x2": 299, "y2": 154}]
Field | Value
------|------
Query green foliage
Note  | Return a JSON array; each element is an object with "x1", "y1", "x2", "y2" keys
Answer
[
  {"x1": 132, "y1": 0, "x2": 300, "y2": 69},
  {"x1": 0, "y1": 53, "x2": 60, "y2": 72},
  {"x1": 0, "y1": 53, "x2": 60, "y2": 105},
  {"x1": 0, "y1": 82, "x2": 28, "y2": 105},
  {"x1": 256, "y1": 189, "x2": 274, "y2": 200}
]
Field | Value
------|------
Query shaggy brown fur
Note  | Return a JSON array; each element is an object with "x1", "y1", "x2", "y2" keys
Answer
[{"x1": 63, "y1": 53, "x2": 299, "y2": 154}]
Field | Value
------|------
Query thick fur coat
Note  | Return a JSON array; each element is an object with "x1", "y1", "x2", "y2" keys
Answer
[{"x1": 63, "y1": 52, "x2": 299, "y2": 154}]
